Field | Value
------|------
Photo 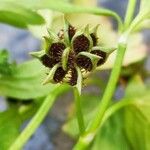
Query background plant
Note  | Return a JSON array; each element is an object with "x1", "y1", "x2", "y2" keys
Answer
[{"x1": 0, "y1": 0, "x2": 149, "y2": 150}]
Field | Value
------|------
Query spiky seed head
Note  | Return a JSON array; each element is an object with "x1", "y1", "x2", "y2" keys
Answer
[
  {"x1": 73, "y1": 35, "x2": 90, "y2": 54},
  {"x1": 31, "y1": 20, "x2": 115, "y2": 94}
]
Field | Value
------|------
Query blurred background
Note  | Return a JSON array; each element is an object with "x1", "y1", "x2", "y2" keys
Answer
[{"x1": 0, "y1": 0, "x2": 149, "y2": 150}]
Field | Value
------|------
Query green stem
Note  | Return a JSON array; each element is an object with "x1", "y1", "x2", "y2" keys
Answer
[
  {"x1": 16, "y1": 0, "x2": 123, "y2": 31},
  {"x1": 102, "y1": 92, "x2": 150, "y2": 126},
  {"x1": 73, "y1": 41, "x2": 127, "y2": 150},
  {"x1": 74, "y1": 87, "x2": 85, "y2": 135},
  {"x1": 101, "y1": 99, "x2": 132, "y2": 125},
  {"x1": 127, "y1": 13, "x2": 149, "y2": 34},
  {"x1": 9, "y1": 85, "x2": 65, "y2": 150},
  {"x1": 124, "y1": 0, "x2": 136, "y2": 30}
]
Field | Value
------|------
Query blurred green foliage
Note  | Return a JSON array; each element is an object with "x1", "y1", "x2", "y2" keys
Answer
[
  {"x1": 0, "y1": 50, "x2": 16, "y2": 76},
  {"x1": 0, "y1": 0, "x2": 149, "y2": 149},
  {"x1": 63, "y1": 75, "x2": 150, "y2": 150}
]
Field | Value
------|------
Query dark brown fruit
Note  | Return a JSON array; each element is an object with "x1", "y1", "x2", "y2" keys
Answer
[
  {"x1": 53, "y1": 67, "x2": 67, "y2": 83},
  {"x1": 91, "y1": 50, "x2": 106, "y2": 65},
  {"x1": 73, "y1": 35, "x2": 90, "y2": 54},
  {"x1": 41, "y1": 54, "x2": 58, "y2": 68},
  {"x1": 67, "y1": 51, "x2": 76, "y2": 69},
  {"x1": 76, "y1": 55, "x2": 93, "y2": 71},
  {"x1": 49, "y1": 42, "x2": 66, "y2": 61},
  {"x1": 69, "y1": 68, "x2": 78, "y2": 86}
]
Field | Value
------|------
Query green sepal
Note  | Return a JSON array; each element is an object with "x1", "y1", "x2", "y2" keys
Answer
[
  {"x1": 62, "y1": 47, "x2": 71, "y2": 71},
  {"x1": 90, "y1": 24, "x2": 100, "y2": 37},
  {"x1": 75, "y1": 66, "x2": 82, "y2": 95},
  {"x1": 92, "y1": 46, "x2": 116, "y2": 54},
  {"x1": 43, "y1": 36, "x2": 52, "y2": 54},
  {"x1": 71, "y1": 25, "x2": 93, "y2": 52},
  {"x1": 42, "y1": 63, "x2": 60, "y2": 85},
  {"x1": 30, "y1": 50, "x2": 45, "y2": 59},
  {"x1": 63, "y1": 17, "x2": 70, "y2": 46},
  {"x1": 78, "y1": 52, "x2": 102, "y2": 70},
  {"x1": 47, "y1": 28, "x2": 59, "y2": 41},
  {"x1": 84, "y1": 24, "x2": 90, "y2": 35}
]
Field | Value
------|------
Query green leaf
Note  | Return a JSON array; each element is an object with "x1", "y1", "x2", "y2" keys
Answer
[
  {"x1": 0, "y1": 50, "x2": 16, "y2": 76},
  {"x1": 134, "y1": 20, "x2": 150, "y2": 31},
  {"x1": 126, "y1": 0, "x2": 150, "y2": 33},
  {"x1": 28, "y1": 9, "x2": 53, "y2": 38},
  {"x1": 0, "y1": 59, "x2": 57, "y2": 99},
  {"x1": 99, "y1": 33, "x2": 147, "y2": 70},
  {"x1": 0, "y1": 108, "x2": 20, "y2": 150},
  {"x1": 0, "y1": 1, "x2": 45, "y2": 28},
  {"x1": 124, "y1": 93, "x2": 150, "y2": 150},
  {"x1": 92, "y1": 112, "x2": 131, "y2": 150},
  {"x1": 122, "y1": 75, "x2": 150, "y2": 150},
  {"x1": 6, "y1": 0, "x2": 122, "y2": 30},
  {"x1": 0, "y1": 103, "x2": 37, "y2": 150},
  {"x1": 63, "y1": 75, "x2": 150, "y2": 149},
  {"x1": 63, "y1": 94, "x2": 131, "y2": 149},
  {"x1": 73, "y1": 0, "x2": 97, "y2": 6},
  {"x1": 140, "y1": 0, "x2": 150, "y2": 18},
  {"x1": 63, "y1": 94, "x2": 100, "y2": 138},
  {"x1": 125, "y1": 75, "x2": 146, "y2": 98}
]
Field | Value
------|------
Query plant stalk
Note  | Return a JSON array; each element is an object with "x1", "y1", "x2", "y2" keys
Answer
[
  {"x1": 73, "y1": 41, "x2": 127, "y2": 150},
  {"x1": 16, "y1": 0, "x2": 123, "y2": 31},
  {"x1": 124, "y1": 0, "x2": 136, "y2": 30},
  {"x1": 101, "y1": 98, "x2": 132, "y2": 125},
  {"x1": 74, "y1": 87, "x2": 85, "y2": 135},
  {"x1": 9, "y1": 85, "x2": 66, "y2": 150}
]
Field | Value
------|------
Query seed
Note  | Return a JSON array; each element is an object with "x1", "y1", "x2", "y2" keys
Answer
[
  {"x1": 76, "y1": 55, "x2": 92, "y2": 71},
  {"x1": 41, "y1": 54, "x2": 58, "y2": 68},
  {"x1": 69, "y1": 68, "x2": 78, "y2": 86},
  {"x1": 49, "y1": 42, "x2": 66, "y2": 61},
  {"x1": 91, "y1": 50, "x2": 106, "y2": 65},
  {"x1": 53, "y1": 67, "x2": 67, "y2": 83},
  {"x1": 73, "y1": 35, "x2": 90, "y2": 54},
  {"x1": 67, "y1": 51, "x2": 76, "y2": 69}
]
